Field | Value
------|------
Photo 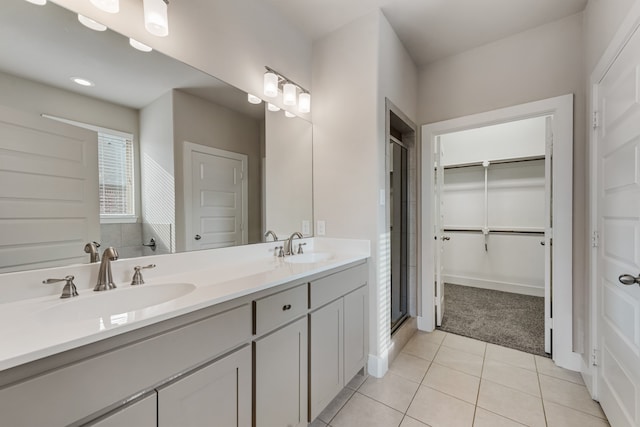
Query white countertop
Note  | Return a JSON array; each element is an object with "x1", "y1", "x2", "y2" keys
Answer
[{"x1": 0, "y1": 238, "x2": 370, "y2": 371}]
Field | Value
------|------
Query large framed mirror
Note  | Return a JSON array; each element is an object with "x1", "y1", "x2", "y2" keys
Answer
[{"x1": 0, "y1": 0, "x2": 313, "y2": 273}]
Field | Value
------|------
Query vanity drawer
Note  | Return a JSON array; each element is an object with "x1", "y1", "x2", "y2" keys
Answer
[
  {"x1": 254, "y1": 284, "x2": 308, "y2": 335},
  {"x1": 310, "y1": 262, "x2": 367, "y2": 310}
]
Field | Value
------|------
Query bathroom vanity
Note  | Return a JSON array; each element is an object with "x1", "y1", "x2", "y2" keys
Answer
[{"x1": 0, "y1": 238, "x2": 369, "y2": 427}]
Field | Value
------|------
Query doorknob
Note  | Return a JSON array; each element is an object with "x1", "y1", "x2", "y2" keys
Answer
[
  {"x1": 441, "y1": 236, "x2": 451, "y2": 241},
  {"x1": 618, "y1": 274, "x2": 640, "y2": 286},
  {"x1": 540, "y1": 241, "x2": 545, "y2": 246},
  {"x1": 194, "y1": 234, "x2": 201, "y2": 240}
]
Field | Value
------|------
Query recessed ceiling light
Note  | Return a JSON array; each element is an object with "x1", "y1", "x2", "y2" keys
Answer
[
  {"x1": 129, "y1": 38, "x2": 153, "y2": 52},
  {"x1": 78, "y1": 14, "x2": 107, "y2": 31},
  {"x1": 24, "y1": 0, "x2": 47, "y2": 5},
  {"x1": 247, "y1": 94, "x2": 262, "y2": 105},
  {"x1": 267, "y1": 103, "x2": 280, "y2": 112},
  {"x1": 71, "y1": 77, "x2": 95, "y2": 87},
  {"x1": 284, "y1": 111, "x2": 296, "y2": 118}
]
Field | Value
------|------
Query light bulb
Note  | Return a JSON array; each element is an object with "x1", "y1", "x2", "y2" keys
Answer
[
  {"x1": 129, "y1": 38, "x2": 153, "y2": 52},
  {"x1": 283, "y1": 83, "x2": 296, "y2": 106},
  {"x1": 264, "y1": 72, "x2": 278, "y2": 98},
  {"x1": 298, "y1": 92, "x2": 311, "y2": 113},
  {"x1": 90, "y1": 0, "x2": 119, "y2": 14},
  {"x1": 285, "y1": 111, "x2": 296, "y2": 118},
  {"x1": 24, "y1": 0, "x2": 47, "y2": 5},
  {"x1": 247, "y1": 94, "x2": 262, "y2": 105},
  {"x1": 144, "y1": 0, "x2": 169, "y2": 37},
  {"x1": 78, "y1": 15, "x2": 107, "y2": 31},
  {"x1": 267, "y1": 103, "x2": 280, "y2": 112}
]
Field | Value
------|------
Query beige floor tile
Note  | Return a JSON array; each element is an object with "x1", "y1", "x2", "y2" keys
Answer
[
  {"x1": 477, "y1": 380, "x2": 546, "y2": 427},
  {"x1": 330, "y1": 392, "x2": 404, "y2": 427},
  {"x1": 433, "y1": 345, "x2": 484, "y2": 377},
  {"x1": 473, "y1": 407, "x2": 526, "y2": 427},
  {"x1": 346, "y1": 371, "x2": 368, "y2": 390},
  {"x1": 442, "y1": 334, "x2": 487, "y2": 356},
  {"x1": 422, "y1": 329, "x2": 447, "y2": 345},
  {"x1": 422, "y1": 362, "x2": 480, "y2": 404},
  {"x1": 481, "y1": 359, "x2": 541, "y2": 397},
  {"x1": 389, "y1": 352, "x2": 431, "y2": 383},
  {"x1": 402, "y1": 333, "x2": 441, "y2": 361},
  {"x1": 317, "y1": 386, "x2": 355, "y2": 424},
  {"x1": 400, "y1": 415, "x2": 431, "y2": 427},
  {"x1": 407, "y1": 386, "x2": 475, "y2": 427},
  {"x1": 535, "y1": 355, "x2": 584, "y2": 384},
  {"x1": 544, "y1": 401, "x2": 611, "y2": 427},
  {"x1": 359, "y1": 371, "x2": 421, "y2": 412},
  {"x1": 539, "y1": 374, "x2": 605, "y2": 419},
  {"x1": 485, "y1": 344, "x2": 537, "y2": 372}
]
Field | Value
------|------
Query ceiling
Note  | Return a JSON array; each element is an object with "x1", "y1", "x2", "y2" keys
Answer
[{"x1": 264, "y1": 0, "x2": 589, "y2": 65}]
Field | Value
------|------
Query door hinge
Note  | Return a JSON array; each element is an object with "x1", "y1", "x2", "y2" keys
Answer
[
  {"x1": 592, "y1": 230, "x2": 599, "y2": 248},
  {"x1": 592, "y1": 348, "x2": 600, "y2": 366},
  {"x1": 593, "y1": 111, "x2": 600, "y2": 130},
  {"x1": 434, "y1": 296, "x2": 439, "y2": 307}
]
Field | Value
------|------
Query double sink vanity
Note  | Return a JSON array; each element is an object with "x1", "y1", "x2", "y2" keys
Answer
[{"x1": 0, "y1": 238, "x2": 370, "y2": 426}]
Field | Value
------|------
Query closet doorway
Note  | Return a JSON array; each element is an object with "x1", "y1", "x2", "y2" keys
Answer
[{"x1": 420, "y1": 95, "x2": 579, "y2": 369}]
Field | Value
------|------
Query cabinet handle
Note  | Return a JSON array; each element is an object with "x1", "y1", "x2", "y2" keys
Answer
[{"x1": 282, "y1": 304, "x2": 292, "y2": 311}]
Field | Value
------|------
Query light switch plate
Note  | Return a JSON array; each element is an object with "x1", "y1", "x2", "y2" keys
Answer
[
  {"x1": 302, "y1": 220, "x2": 310, "y2": 235},
  {"x1": 317, "y1": 220, "x2": 326, "y2": 236}
]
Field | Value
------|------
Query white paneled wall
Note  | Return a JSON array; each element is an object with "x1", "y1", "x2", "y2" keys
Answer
[{"x1": 442, "y1": 160, "x2": 546, "y2": 296}]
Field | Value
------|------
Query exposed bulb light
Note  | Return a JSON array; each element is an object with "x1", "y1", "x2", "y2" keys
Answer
[
  {"x1": 247, "y1": 94, "x2": 262, "y2": 105},
  {"x1": 90, "y1": 0, "x2": 119, "y2": 14},
  {"x1": 284, "y1": 111, "x2": 296, "y2": 118},
  {"x1": 129, "y1": 38, "x2": 153, "y2": 52},
  {"x1": 71, "y1": 77, "x2": 95, "y2": 87},
  {"x1": 143, "y1": 0, "x2": 169, "y2": 37},
  {"x1": 24, "y1": 0, "x2": 47, "y2": 5},
  {"x1": 283, "y1": 83, "x2": 297, "y2": 106},
  {"x1": 263, "y1": 72, "x2": 278, "y2": 98},
  {"x1": 298, "y1": 92, "x2": 311, "y2": 114},
  {"x1": 78, "y1": 14, "x2": 107, "y2": 31},
  {"x1": 267, "y1": 103, "x2": 280, "y2": 112}
]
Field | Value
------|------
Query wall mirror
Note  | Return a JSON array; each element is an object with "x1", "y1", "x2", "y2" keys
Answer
[{"x1": 0, "y1": 0, "x2": 313, "y2": 273}]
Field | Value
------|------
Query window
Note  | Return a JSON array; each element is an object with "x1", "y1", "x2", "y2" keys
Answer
[{"x1": 98, "y1": 132, "x2": 135, "y2": 219}]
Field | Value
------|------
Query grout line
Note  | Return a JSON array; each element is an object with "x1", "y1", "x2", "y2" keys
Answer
[{"x1": 536, "y1": 364, "x2": 550, "y2": 426}]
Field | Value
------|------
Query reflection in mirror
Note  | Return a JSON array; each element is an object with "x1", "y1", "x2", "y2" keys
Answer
[{"x1": 0, "y1": 0, "x2": 313, "y2": 273}]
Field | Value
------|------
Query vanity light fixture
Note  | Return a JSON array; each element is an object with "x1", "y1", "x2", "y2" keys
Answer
[
  {"x1": 78, "y1": 14, "x2": 107, "y2": 31},
  {"x1": 143, "y1": 0, "x2": 169, "y2": 37},
  {"x1": 90, "y1": 0, "x2": 119, "y2": 14},
  {"x1": 298, "y1": 92, "x2": 311, "y2": 114},
  {"x1": 129, "y1": 38, "x2": 153, "y2": 52},
  {"x1": 284, "y1": 111, "x2": 296, "y2": 118},
  {"x1": 24, "y1": 0, "x2": 47, "y2": 5},
  {"x1": 247, "y1": 94, "x2": 262, "y2": 104},
  {"x1": 267, "y1": 103, "x2": 280, "y2": 112},
  {"x1": 71, "y1": 77, "x2": 95, "y2": 87},
  {"x1": 263, "y1": 66, "x2": 311, "y2": 113}
]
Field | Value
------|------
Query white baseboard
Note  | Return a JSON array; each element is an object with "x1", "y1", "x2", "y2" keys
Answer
[
  {"x1": 443, "y1": 274, "x2": 544, "y2": 297},
  {"x1": 367, "y1": 353, "x2": 388, "y2": 378}
]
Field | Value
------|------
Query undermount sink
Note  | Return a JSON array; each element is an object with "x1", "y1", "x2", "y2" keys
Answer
[
  {"x1": 39, "y1": 282, "x2": 196, "y2": 322},
  {"x1": 284, "y1": 252, "x2": 333, "y2": 264}
]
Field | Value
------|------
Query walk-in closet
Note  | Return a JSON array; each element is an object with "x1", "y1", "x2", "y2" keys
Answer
[{"x1": 435, "y1": 116, "x2": 551, "y2": 356}]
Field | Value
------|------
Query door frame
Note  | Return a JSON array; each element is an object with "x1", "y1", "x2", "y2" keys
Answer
[
  {"x1": 183, "y1": 141, "x2": 248, "y2": 251},
  {"x1": 420, "y1": 94, "x2": 579, "y2": 370},
  {"x1": 588, "y1": 0, "x2": 640, "y2": 400}
]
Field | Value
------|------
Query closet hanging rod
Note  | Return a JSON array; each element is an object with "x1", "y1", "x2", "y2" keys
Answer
[
  {"x1": 439, "y1": 155, "x2": 545, "y2": 170},
  {"x1": 443, "y1": 228, "x2": 545, "y2": 235}
]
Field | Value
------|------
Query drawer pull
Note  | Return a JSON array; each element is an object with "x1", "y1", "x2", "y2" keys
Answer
[{"x1": 282, "y1": 304, "x2": 292, "y2": 311}]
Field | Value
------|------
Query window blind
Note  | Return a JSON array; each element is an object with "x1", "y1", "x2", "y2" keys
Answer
[{"x1": 98, "y1": 132, "x2": 134, "y2": 216}]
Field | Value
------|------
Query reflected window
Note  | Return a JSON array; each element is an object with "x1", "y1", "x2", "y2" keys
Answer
[{"x1": 98, "y1": 132, "x2": 135, "y2": 221}]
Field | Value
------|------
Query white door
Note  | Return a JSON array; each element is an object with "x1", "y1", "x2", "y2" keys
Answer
[
  {"x1": 185, "y1": 143, "x2": 247, "y2": 251},
  {"x1": 594, "y1": 23, "x2": 640, "y2": 427},
  {"x1": 544, "y1": 117, "x2": 553, "y2": 354},
  {"x1": 0, "y1": 106, "x2": 99, "y2": 273},
  {"x1": 434, "y1": 136, "x2": 446, "y2": 326}
]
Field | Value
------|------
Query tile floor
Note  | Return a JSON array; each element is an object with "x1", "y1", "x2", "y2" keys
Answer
[{"x1": 311, "y1": 330, "x2": 609, "y2": 427}]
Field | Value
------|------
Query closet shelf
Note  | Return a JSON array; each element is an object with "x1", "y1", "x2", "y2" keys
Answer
[
  {"x1": 442, "y1": 226, "x2": 545, "y2": 235},
  {"x1": 439, "y1": 155, "x2": 545, "y2": 170}
]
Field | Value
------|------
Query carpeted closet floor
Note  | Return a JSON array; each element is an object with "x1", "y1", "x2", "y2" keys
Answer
[{"x1": 438, "y1": 283, "x2": 548, "y2": 356}]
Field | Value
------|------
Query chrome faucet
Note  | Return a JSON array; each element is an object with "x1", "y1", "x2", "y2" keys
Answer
[
  {"x1": 264, "y1": 230, "x2": 279, "y2": 242},
  {"x1": 84, "y1": 241, "x2": 101, "y2": 263},
  {"x1": 94, "y1": 247, "x2": 119, "y2": 291},
  {"x1": 43, "y1": 275, "x2": 79, "y2": 299},
  {"x1": 285, "y1": 232, "x2": 303, "y2": 256}
]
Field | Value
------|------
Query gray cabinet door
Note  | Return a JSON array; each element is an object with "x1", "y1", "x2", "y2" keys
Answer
[
  {"x1": 309, "y1": 298, "x2": 344, "y2": 421},
  {"x1": 344, "y1": 285, "x2": 368, "y2": 382},
  {"x1": 254, "y1": 317, "x2": 308, "y2": 427},
  {"x1": 87, "y1": 394, "x2": 156, "y2": 427},
  {"x1": 158, "y1": 345, "x2": 251, "y2": 427}
]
